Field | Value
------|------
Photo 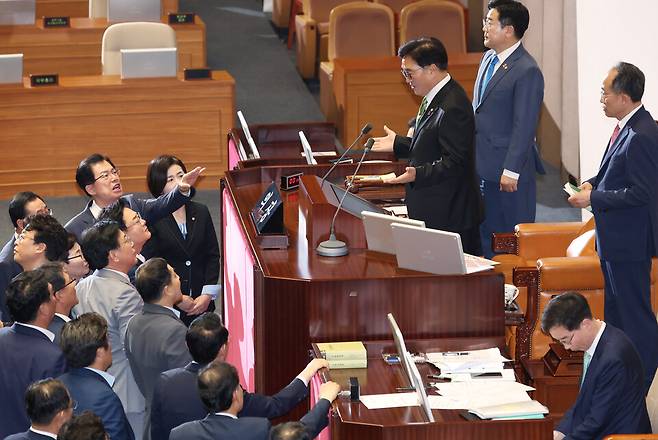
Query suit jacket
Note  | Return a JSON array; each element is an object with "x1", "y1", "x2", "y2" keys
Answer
[
  {"x1": 473, "y1": 45, "x2": 545, "y2": 182},
  {"x1": 0, "y1": 260, "x2": 21, "y2": 323},
  {"x1": 4, "y1": 429, "x2": 57, "y2": 440},
  {"x1": 392, "y1": 78, "x2": 482, "y2": 231},
  {"x1": 0, "y1": 324, "x2": 67, "y2": 438},
  {"x1": 557, "y1": 325, "x2": 651, "y2": 439},
  {"x1": 74, "y1": 268, "x2": 145, "y2": 414},
  {"x1": 58, "y1": 368, "x2": 135, "y2": 440},
  {"x1": 151, "y1": 362, "x2": 309, "y2": 440},
  {"x1": 64, "y1": 188, "x2": 191, "y2": 240},
  {"x1": 0, "y1": 235, "x2": 15, "y2": 264},
  {"x1": 47, "y1": 314, "x2": 67, "y2": 346},
  {"x1": 143, "y1": 201, "x2": 220, "y2": 324},
  {"x1": 169, "y1": 399, "x2": 330, "y2": 440},
  {"x1": 587, "y1": 106, "x2": 658, "y2": 261}
]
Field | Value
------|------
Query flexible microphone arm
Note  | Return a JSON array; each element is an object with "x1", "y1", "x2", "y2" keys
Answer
[{"x1": 321, "y1": 123, "x2": 372, "y2": 186}]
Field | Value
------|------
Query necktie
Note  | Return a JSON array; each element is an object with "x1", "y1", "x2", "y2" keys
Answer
[
  {"x1": 479, "y1": 55, "x2": 499, "y2": 104},
  {"x1": 609, "y1": 124, "x2": 621, "y2": 146},
  {"x1": 415, "y1": 96, "x2": 428, "y2": 131},
  {"x1": 581, "y1": 351, "x2": 592, "y2": 386}
]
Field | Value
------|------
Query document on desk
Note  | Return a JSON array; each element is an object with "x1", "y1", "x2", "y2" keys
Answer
[
  {"x1": 439, "y1": 368, "x2": 516, "y2": 382},
  {"x1": 428, "y1": 381, "x2": 534, "y2": 410},
  {"x1": 426, "y1": 347, "x2": 511, "y2": 374},
  {"x1": 360, "y1": 392, "x2": 419, "y2": 409}
]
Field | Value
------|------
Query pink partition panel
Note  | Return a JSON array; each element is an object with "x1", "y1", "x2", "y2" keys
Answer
[
  {"x1": 223, "y1": 188, "x2": 256, "y2": 391},
  {"x1": 310, "y1": 374, "x2": 331, "y2": 440},
  {"x1": 228, "y1": 136, "x2": 241, "y2": 170}
]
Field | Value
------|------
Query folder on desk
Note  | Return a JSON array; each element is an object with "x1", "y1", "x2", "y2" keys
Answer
[{"x1": 468, "y1": 399, "x2": 548, "y2": 420}]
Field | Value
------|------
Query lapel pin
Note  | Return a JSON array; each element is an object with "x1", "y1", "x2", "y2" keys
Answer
[
  {"x1": 191, "y1": 217, "x2": 195, "y2": 221},
  {"x1": 502, "y1": 64, "x2": 508, "y2": 70}
]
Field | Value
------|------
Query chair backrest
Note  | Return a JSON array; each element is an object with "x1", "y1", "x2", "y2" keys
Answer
[
  {"x1": 649, "y1": 368, "x2": 658, "y2": 433},
  {"x1": 101, "y1": 22, "x2": 177, "y2": 75},
  {"x1": 399, "y1": 0, "x2": 466, "y2": 53},
  {"x1": 303, "y1": 0, "x2": 351, "y2": 23},
  {"x1": 89, "y1": 0, "x2": 107, "y2": 18},
  {"x1": 328, "y1": 2, "x2": 395, "y2": 61},
  {"x1": 372, "y1": 0, "x2": 417, "y2": 14}
]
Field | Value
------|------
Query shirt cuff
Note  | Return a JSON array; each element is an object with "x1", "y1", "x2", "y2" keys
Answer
[
  {"x1": 502, "y1": 169, "x2": 520, "y2": 180},
  {"x1": 295, "y1": 375, "x2": 309, "y2": 387},
  {"x1": 201, "y1": 284, "x2": 221, "y2": 300}
]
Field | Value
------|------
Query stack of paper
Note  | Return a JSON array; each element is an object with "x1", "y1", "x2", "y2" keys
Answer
[
  {"x1": 429, "y1": 381, "x2": 534, "y2": 410},
  {"x1": 468, "y1": 399, "x2": 548, "y2": 420},
  {"x1": 426, "y1": 347, "x2": 511, "y2": 375},
  {"x1": 316, "y1": 341, "x2": 367, "y2": 369}
]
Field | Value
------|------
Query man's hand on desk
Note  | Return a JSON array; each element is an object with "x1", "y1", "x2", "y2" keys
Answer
[
  {"x1": 371, "y1": 125, "x2": 396, "y2": 152},
  {"x1": 298, "y1": 358, "x2": 330, "y2": 383},
  {"x1": 319, "y1": 381, "x2": 341, "y2": 402},
  {"x1": 385, "y1": 167, "x2": 416, "y2": 184}
]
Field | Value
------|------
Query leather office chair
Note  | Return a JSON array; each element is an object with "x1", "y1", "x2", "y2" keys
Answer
[
  {"x1": 294, "y1": 0, "x2": 352, "y2": 79},
  {"x1": 319, "y1": 1, "x2": 395, "y2": 121},
  {"x1": 399, "y1": 0, "x2": 467, "y2": 52},
  {"x1": 89, "y1": 0, "x2": 107, "y2": 18},
  {"x1": 101, "y1": 22, "x2": 177, "y2": 75}
]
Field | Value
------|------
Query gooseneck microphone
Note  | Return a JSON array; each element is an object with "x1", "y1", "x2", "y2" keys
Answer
[
  {"x1": 316, "y1": 138, "x2": 374, "y2": 257},
  {"x1": 320, "y1": 123, "x2": 372, "y2": 186}
]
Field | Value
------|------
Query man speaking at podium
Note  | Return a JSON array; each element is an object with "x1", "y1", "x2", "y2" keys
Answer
[{"x1": 371, "y1": 37, "x2": 483, "y2": 255}]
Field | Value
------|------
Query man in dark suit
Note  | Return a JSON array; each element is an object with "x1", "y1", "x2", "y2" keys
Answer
[
  {"x1": 151, "y1": 313, "x2": 328, "y2": 440},
  {"x1": 40, "y1": 262, "x2": 78, "y2": 345},
  {"x1": 473, "y1": 0, "x2": 545, "y2": 257},
  {"x1": 58, "y1": 312, "x2": 134, "y2": 440},
  {"x1": 542, "y1": 292, "x2": 651, "y2": 439},
  {"x1": 0, "y1": 269, "x2": 67, "y2": 438},
  {"x1": 1, "y1": 192, "x2": 50, "y2": 264},
  {"x1": 64, "y1": 153, "x2": 204, "y2": 240},
  {"x1": 371, "y1": 37, "x2": 483, "y2": 254},
  {"x1": 169, "y1": 362, "x2": 340, "y2": 440},
  {"x1": 125, "y1": 257, "x2": 193, "y2": 440},
  {"x1": 568, "y1": 62, "x2": 658, "y2": 391},
  {"x1": 4, "y1": 379, "x2": 74, "y2": 440}
]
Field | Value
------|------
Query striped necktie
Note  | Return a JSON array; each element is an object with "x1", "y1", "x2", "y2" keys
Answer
[
  {"x1": 581, "y1": 351, "x2": 592, "y2": 386},
  {"x1": 415, "y1": 96, "x2": 428, "y2": 131},
  {"x1": 479, "y1": 55, "x2": 499, "y2": 104}
]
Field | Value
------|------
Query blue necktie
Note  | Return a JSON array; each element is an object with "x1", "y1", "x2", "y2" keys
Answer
[{"x1": 479, "y1": 55, "x2": 499, "y2": 104}]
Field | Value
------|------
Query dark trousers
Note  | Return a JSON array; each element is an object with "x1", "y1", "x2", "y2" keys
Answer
[
  {"x1": 457, "y1": 225, "x2": 483, "y2": 257},
  {"x1": 480, "y1": 178, "x2": 536, "y2": 258},
  {"x1": 601, "y1": 258, "x2": 658, "y2": 391}
]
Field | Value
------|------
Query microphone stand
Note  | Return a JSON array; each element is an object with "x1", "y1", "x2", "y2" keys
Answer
[{"x1": 320, "y1": 123, "x2": 372, "y2": 186}]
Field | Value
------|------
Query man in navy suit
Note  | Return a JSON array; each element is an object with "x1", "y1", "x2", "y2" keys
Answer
[
  {"x1": 0, "y1": 269, "x2": 67, "y2": 438},
  {"x1": 150, "y1": 313, "x2": 329, "y2": 440},
  {"x1": 568, "y1": 62, "x2": 658, "y2": 391},
  {"x1": 0, "y1": 191, "x2": 49, "y2": 265},
  {"x1": 4, "y1": 379, "x2": 74, "y2": 440},
  {"x1": 169, "y1": 362, "x2": 340, "y2": 440},
  {"x1": 58, "y1": 312, "x2": 135, "y2": 440},
  {"x1": 542, "y1": 292, "x2": 651, "y2": 440},
  {"x1": 473, "y1": 0, "x2": 545, "y2": 257},
  {"x1": 39, "y1": 262, "x2": 78, "y2": 345},
  {"x1": 64, "y1": 153, "x2": 204, "y2": 241}
]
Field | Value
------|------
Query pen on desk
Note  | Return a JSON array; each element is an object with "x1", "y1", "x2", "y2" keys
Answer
[
  {"x1": 442, "y1": 352, "x2": 468, "y2": 356},
  {"x1": 427, "y1": 374, "x2": 451, "y2": 382}
]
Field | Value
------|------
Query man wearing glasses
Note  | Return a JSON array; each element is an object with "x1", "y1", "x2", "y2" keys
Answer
[
  {"x1": 473, "y1": 0, "x2": 545, "y2": 258},
  {"x1": 40, "y1": 262, "x2": 79, "y2": 345},
  {"x1": 1, "y1": 191, "x2": 50, "y2": 266},
  {"x1": 65, "y1": 153, "x2": 205, "y2": 241},
  {"x1": 542, "y1": 292, "x2": 651, "y2": 440}
]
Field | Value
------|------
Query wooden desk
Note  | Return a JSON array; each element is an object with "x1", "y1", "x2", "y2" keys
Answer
[
  {"x1": 222, "y1": 162, "x2": 506, "y2": 422},
  {"x1": 522, "y1": 358, "x2": 579, "y2": 427},
  {"x1": 0, "y1": 71, "x2": 234, "y2": 198},
  {"x1": 313, "y1": 340, "x2": 553, "y2": 439},
  {"x1": 0, "y1": 15, "x2": 205, "y2": 76},
  {"x1": 330, "y1": 54, "x2": 482, "y2": 146},
  {"x1": 34, "y1": 0, "x2": 178, "y2": 18}
]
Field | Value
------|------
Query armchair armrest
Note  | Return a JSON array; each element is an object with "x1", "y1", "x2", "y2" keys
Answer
[
  {"x1": 295, "y1": 14, "x2": 318, "y2": 78},
  {"x1": 604, "y1": 436, "x2": 658, "y2": 440},
  {"x1": 516, "y1": 222, "x2": 585, "y2": 261},
  {"x1": 537, "y1": 256, "x2": 604, "y2": 291}
]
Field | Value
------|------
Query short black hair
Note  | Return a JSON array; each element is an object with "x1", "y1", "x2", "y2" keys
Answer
[
  {"x1": 80, "y1": 220, "x2": 122, "y2": 271},
  {"x1": 541, "y1": 291, "x2": 593, "y2": 334},
  {"x1": 488, "y1": 0, "x2": 529, "y2": 40},
  {"x1": 98, "y1": 199, "x2": 129, "y2": 230},
  {"x1": 39, "y1": 261, "x2": 67, "y2": 293},
  {"x1": 8, "y1": 191, "x2": 45, "y2": 228},
  {"x1": 187, "y1": 313, "x2": 229, "y2": 364},
  {"x1": 611, "y1": 62, "x2": 645, "y2": 103},
  {"x1": 24, "y1": 214, "x2": 69, "y2": 263},
  {"x1": 66, "y1": 233, "x2": 79, "y2": 254},
  {"x1": 270, "y1": 422, "x2": 310, "y2": 440},
  {"x1": 60, "y1": 313, "x2": 109, "y2": 369},
  {"x1": 25, "y1": 379, "x2": 71, "y2": 425},
  {"x1": 58, "y1": 412, "x2": 107, "y2": 440},
  {"x1": 198, "y1": 361, "x2": 239, "y2": 413},
  {"x1": 398, "y1": 37, "x2": 448, "y2": 70},
  {"x1": 147, "y1": 155, "x2": 188, "y2": 197},
  {"x1": 135, "y1": 257, "x2": 171, "y2": 303},
  {"x1": 6, "y1": 268, "x2": 52, "y2": 323},
  {"x1": 75, "y1": 153, "x2": 117, "y2": 197}
]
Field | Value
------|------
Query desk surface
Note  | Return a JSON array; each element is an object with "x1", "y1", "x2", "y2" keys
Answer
[
  {"x1": 34, "y1": 0, "x2": 178, "y2": 17},
  {"x1": 0, "y1": 16, "x2": 205, "y2": 76}
]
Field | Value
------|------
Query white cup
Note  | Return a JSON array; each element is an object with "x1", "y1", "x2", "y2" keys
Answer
[{"x1": 504, "y1": 284, "x2": 519, "y2": 306}]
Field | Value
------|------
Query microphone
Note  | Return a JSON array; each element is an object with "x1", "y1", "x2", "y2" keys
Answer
[
  {"x1": 316, "y1": 138, "x2": 374, "y2": 257},
  {"x1": 320, "y1": 123, "x2": 372, "y2": 186}
]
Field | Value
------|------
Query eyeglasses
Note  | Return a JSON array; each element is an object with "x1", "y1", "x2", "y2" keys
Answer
[
  {"x1": 600, "y1": 89, "x2": 617, "y2": 99},
  {"x1": 556, "y1": 330, "x2": 576, "y2": 346},
  {"x1": 66, "y1": 253, "x2": 83, "y2": 262},
  {"x1": 56, "y1": 278, "x2": 78, "y2": 294},
  {"x1": 68, "y1": 400, "x2": 78, "y2": 410},
  {"x1": 33, "y1": 207, "x2": 53, "y2": 216},
  {"x1": 16, "y1": 231, "x2": 35, "y2": 243},
  {"x1": 400, "y1": 65, "x2": 425, "y2": 80},
  {"x1": 93, "y1": 168, "x2": 120, "y2": 182},
  {"x1": 125, "y1": 211, "x2": 143, "y2": 229}
]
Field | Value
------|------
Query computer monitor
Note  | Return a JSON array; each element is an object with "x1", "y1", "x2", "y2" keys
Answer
[
  {"x1": 0, "y1": 54, "x2": 23, "y2": 85},
  {"x1": 299, "y1": 130, "x2": 317, "y2": 165},
  {"x1": 107, "y1": 0, "x2": 160, "y2": 22},
  {"x1": 237, "y1": 110, "x2": 261, "y2": 159},
  {"x1": 326, "y1": 181, "x2": 387, "y2": 218},
  {"x1": 0, "y1": 0, "x2": 35, "y2": 25},
  {"x1": 387, "y1": 313, "x2": 435, "y2": 423},
  {"x1": 120, "y1": 47, "x2": 177, "y2": 79},
  {"x1": 362, "y1": 211, "x2": 425, "y2": 254}
]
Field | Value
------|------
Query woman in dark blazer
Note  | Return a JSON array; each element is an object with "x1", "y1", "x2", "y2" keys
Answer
[{"x1": 145, "y1": 155, "x2": 220, "y2": 325}]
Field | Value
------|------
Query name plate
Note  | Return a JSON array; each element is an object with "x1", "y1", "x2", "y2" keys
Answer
[
  {"x1": 43, "y1": 16, "x2": 70, "y2": 27},
  {"x1": 250, "y1": 182, "x2": 284, "y2": 235},
  {"x1": 184, "y1": 68, "x2": 211, "y2": 80},
  {"x1": 29, "y1": 74, "x2": 58, "y2": 87},
  {"x1": 168, "y1": 13, "x2": 195, "y2": 24}
]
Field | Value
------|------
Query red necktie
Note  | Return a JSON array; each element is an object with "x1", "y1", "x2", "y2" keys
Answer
[{"x1": 609, "y1": 124, "x2": 620, "y2": 146}]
